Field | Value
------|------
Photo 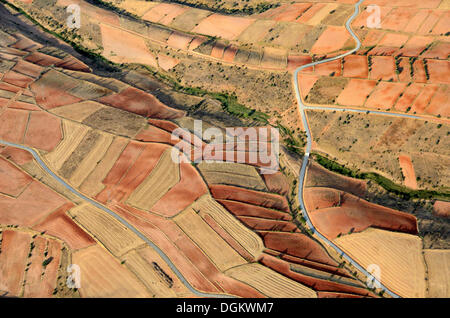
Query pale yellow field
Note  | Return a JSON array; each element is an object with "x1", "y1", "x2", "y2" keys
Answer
[
  {"x1": 45, "y1": 120, "x2": 90, "y2": 171},
  {"x1": 225, "y1": 263, "x2": 317, "y2": 298},
  {"x1": 51, "y1": 101, "x2": 105, "y2": 122},
  {"x1": 173, "y1": 208, "x2": 246, "y2": 271},
  {"x1": 116, "y1": 0, "x2": 159, "y2": 16},
  {"x1": 191, "y1": 194, "x2": 264, "y2": 260},
  {"x1": 306, "y1": 3, "x2": 339, "y2": 26},
  {"x1": 79, "y1": 137, "x2": 128, "y2": 196},
  {"x1": 73, "y1": 245, "x2": 150, "y2": 297},
  {"x1": 197, "y1": 161, "x2": 267, "y2": 190},
  {"x1": 424, "y1": 249, "x2": 450, "y2": 298},
  {"x1": 68, "y1": 203, "x2": 145, "y2": 257},
  {"x1": 438, "y1": 0, "x2": 450, "y2": 9},
  {"x1": 126, "y1": 148, "x2": 180, "y2": 211},
  {"x1": 334, "y1": 228, "x2": 426, "y2": 298},
  {"x1": 69, "y1": 132, "x2": 114, "y2": 188},
  {"x1": 122, "y1": 249, "x2": 176, "y2": 298}
]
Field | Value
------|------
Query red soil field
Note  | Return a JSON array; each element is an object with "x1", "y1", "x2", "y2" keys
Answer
[
  {"x1": 147, "y1": 118, "x2": 204, "y2": 148},
  {"x1": 378, "y1": 33, "x2": 409, "y2": 47},
  {"x1": 192, "y1": 14, "x2": 255, "y2": 41},
  {"x1": 211, "y1": 42, "x2": 226, "y2": 59},
  {"x1": 343, "y1": 55, "x2": 368, "y2": 78},
  {"x1": 261, "y1": 171, "x2": 289, "y2": 195},
  {"x1": 167, "y1": 31, "x2": 194, "y2": 50},
  {"x1": 0, "y1": 230, "x2": 31, "y2": 296},
  {"x1": 308, "y1": 190, "x2": 418, "y2": 239},
  {"x1": 257, "y1": 3, "x2": 290, "y2": 19},
  {"x1": 142, "y1": 3, "x2": 187, "y2": 25},
  {"x1": 273, "y1": 3, "x2": 312, "y2": 22},
  {"x1": 365, "y1": 82, "x2": 407, "y2": 109},
  {"x1": 24, "y1": 51, "x2": 62, "y2": 67},
  {"x1": 412, "y1": 59, "x2": 427, "y2": 83},
  {"x1": 239, "y1": 216, "x2": 298, "y2": 232},
  {"x1": 260, "y1": 231, "x2": 339, "y2": 266},
  {"x1": 306, "y1": 161, "x2": 367, "y2": 198},
  {"x1": 361, "y1": 29, "x2": 385, "y2": 47},
  {"x1": 24, "y1": 111, "x2": 62, "y2": 152},
  {"x1": 259, "y1": 254, "x2": 375, "y2": 297},
  {"x1": 31, "y1": 80, "x2": 82, "y2": 110},
  {"x1": 298, "y1": 73, "x2": 319, "y2": 98},
  {"x1": 394, "y1": 83, "x2": 424, "y2": 111},
  {"x1": 3, "y1": 71, "x2": 34, "y2": 88},
  {"x1": 397, "y1": 57, "x2": 412, "y2": 82},
  {"x1": 57, "y1": 56, "x2": 90, "y2": 72},
  {"x1": 0, "y1": 108, "x2": 28, "y2": 143},
  {"x1": 157, "y1": 54, "x2": 179, "y2": 71},
  {"x1": 287, "y1": 55, "x2": 312, "y2": 72},
  {"x1": 352, "y1": 5, "x2": 392, "y2": 28},
  {"x1": 337, "y1": 78, "x2": 377, "y2": 106},
  {"x1": 369, "y1": 56, "x2": 396, "y2": 81},
  {"x1": 0, "y1": 180, "x2": 68, "y2": 226},
  {"x1": 0, "y1": 146, "x2": 33, "y2": 165},
  {"x1": 314, "y1": 59, "x2": 342, "y2": 77},
  {"x1": 431, "y1": 11, "x2": 450, "y2": 35},
  {"x1": 311, "y1": 26, "x2": 350, "y2": 55},
  {"x1": 0, "y1": 157, "x2": 32, "y2": 197},
  {"x1": 433, "y1": 201, "x2": 450, "y2": 218},
  {"x1": 150, "y1": 162, "x2": 208, "y2": 217},
  {"x1": 96, "y1": 87, "x2": 184, "y2": 119},
  {"x1": 317, "y1": 292, "x2": 365, "y2": 298},
  {"x1": 397, "y1": 36, "x2": 433, "y2": 57},
  {"x1": 409, "y1": 84, "x2": 439, "y2": 114},
  {"x1": 10, "y1": 34, "x2": 42, "y2": 52},
  {"x1": 217, "y1": 199, "x2": 291, "y2": 221},
  {"x1": 426, "y1": 60, "x2": 450, "y2": 84},
  {"x1": 425, "y1": 85, "x2": 450, "y2": 117},
  {"x1": 398, "y1": 155, "x2": 417, "y2": 189},
  {"x1": 188, "y1": 36, "x2": 207, "y2": 51},
  {"x1": 210, "y1": 184, "x2": 290, "y2": 212},
  {"x1": 222, "y1": 45, "x2": 238, "y2": 63},
  {"x1": 381, "y1": 8, "x2": 418, "y2": 31},
  {"x1": 366, "y1": 0, "x2": 441, "y2": 8},
  {"x1": 0, "y1": 82, "x2": 28, "y2": 95},
  {"x1": 8, "y1": 100, "x2": 40, "y2": 111},
  {"x1": 404, "y1": 10, "x2": 430, "y2": 33},
  {"x1": 12, "y1": 60, "x2": 43, "y2": 78},
  {"x1": 304, "y1": 187, "x2": 341, "y2": 212},
  {"x1": 296, "y1": 3, "x2": 325, "y2": 23},
  {"x1": 135, "y1": 124, "x2": 177, "y2": 145},
  {"x1": 418, "y1": 10, "x2": 443, "y2": 34},
  {"x1": 58, "y1": 0, "x2": 120, "y2": 26},
  {"x1": 422, "y1": 42, "x2": 450, "y2": 60},
  {"x1": 33, "y1": 203, "x2": 96, "y2": 250}
]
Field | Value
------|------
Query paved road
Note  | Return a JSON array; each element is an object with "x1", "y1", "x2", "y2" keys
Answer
[
  {"x1": 0, "y1": 139, "x2": 235, "y2": 298},
  {"x1": 293, "y1": 0, "x2": 403, "y2": 298}
]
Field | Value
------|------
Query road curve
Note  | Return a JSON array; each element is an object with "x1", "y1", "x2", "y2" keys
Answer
[
  {"x1": 293, "y1": 0, "x2": 402, "y2": 298},
  {"x1": 0, "y1": 139, "x2": 235, "y2": 298}
]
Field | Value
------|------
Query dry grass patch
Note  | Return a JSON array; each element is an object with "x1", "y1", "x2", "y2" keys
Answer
[
  {"x1": 51, "y1": 101, "x2": 106, "y2": 122},
  {"x1": 424, "y1": 249, "x2": 450, "y2": 298},
  {"x1": 334, "y1": 228, "x2": 426, "y2": 298}
]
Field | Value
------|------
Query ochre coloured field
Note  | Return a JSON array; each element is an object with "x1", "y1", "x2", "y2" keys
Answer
[
  {"x1": 0, "y1": 108, "x2": 28, "y2": 143},
  {"x1": 311, "y1": 26, "x2": 350, "y2": 55},
  {"x1": 342, "y1": 55, "x2": 368, "y2": 78},
  {"x1": 433, "y1": 201, "x2": 450, "y2": 218},
  {"x1": 425, "y1": 85, "x2": 450, "y2": 117},
  {"x1": 314, "y1": 59, "x2": 342, "y2": 77},
  {"x1": 409, "y1": 84, "x2": 439, "y2": 114},
  {"x1": 96, "y1": 87, "x2": 184, "y2": 119},
  {"x1": 369, "y1": 56, "x2": 396, "y2": 81},
  {"x1": 142, "y1": 3, "x2": 188, "y2": 25},
  {"x1": 306, "y1": 187, "x2": 418, "y2": 239},
  {"x1": 0, "y1": 157, "x2": 32, "y2": 197},
  {"x1": 192, "y1": 14, "x2": 255, "y2": 40},
  {"x1": 261, "y1": 171, "x2": 290, "y2": 195},
  {"x1": 426, "y1": 60, "x2": 450, "y2": 84},
  {"x1": 423, "y1": 249, "x2": 450, "y2": 297},
  {"x1": 3, "y1": 71, "x2": 34, "y2": 88},
  {"x1": 33, "y1": 202, "x2": 96, "y2": 250},
  {"x1": 334, "y1": 228, "x2": 426, "y2": 298},
  {"x1": 0, "y1": 146, "x2": 33, "y2": 165},
  {"x1": 337, "y1": 78, "x2": 377, "y2": 106},
  {"x1": 209, "y1": 184, "x2": 290, "y2": 212},
  {"x1": 398, "y1": 155, "x2": 418, "y2": 189},
  {"x1": 166, "y1": 31, "x2": 194, "y2": 50},
  {"x1": 24, "y1": 111, "x2": 62, "y2": 152},
  {"x1": 394, "y1": 83, "x2": 424, "y2": 111},
  {"x1": 298, "y1": 73, "x2": 319, "y2": 98},
  {"x1": 238, "y1": 216, "x2": 298, "y2": 232},
  {"x1": 218, "y1": 199, "x2": 291, "y2": 221}
]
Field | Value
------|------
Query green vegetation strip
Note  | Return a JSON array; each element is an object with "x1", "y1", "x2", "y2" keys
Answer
[{"x1": 313, "y1": 153, "x2": 450, "y2": 201}]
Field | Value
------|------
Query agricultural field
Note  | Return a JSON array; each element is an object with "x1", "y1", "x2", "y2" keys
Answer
[{"x1": 0, "y1": 0, "x2": 448, "y2": 302}]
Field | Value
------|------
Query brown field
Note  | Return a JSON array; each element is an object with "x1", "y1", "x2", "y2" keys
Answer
[
  {"x1": 342, "y1": 55, "x2": 368, "y2": 78},
  {"x1": 73, "y1": 244, "x2": 150, "y2": 297},
  {"x1": 225, "y1": 263, "x2": 317, "y2": 298},
  {"x1": 311, "y1": 26, "x2": 351, "y2": 55},
  {"x1": 426, "y1": 85, "x2": 450, "y2": 117},
  {"x1": 0, "y1": 146, "x2": 33, "y2": 165},
  {"x1": 3, "y1": 71, "x2": 34, "y2": 88},
  {"x1": 314, "y1": 59, "x2": 341, "y2": 77},
  {"x1": 394, "y1": 83, "x2": 424, "y2": 112},
  {"x1": 365, "y1": 82, "x2": 407, "y2": 110},
  {"x1": 424, "y1": 249, "x2": 450, "y2": 297},
  {"x1": 167, "y1": 31, "x2": 194, "y2": 51},
  {"x1": 334, "y1": 228, "x2": 426, "y2": 298},
  {"x1": 238, "y1": 216, "x2": 298, "y2": 232},
  {"x1": 24, "y1": 111, "x2": 62, "y2": 152},
  {"x1": 0, "y1": 157, "x2": 32, "y2": 197},
  {"x1": 0, "y1": 230, "x2": 31, "y2": 296},
  {"x1": 142, "y1": 3, "x2": 188, "y2": 25},
  {"x1": 398, "y1": 155, "x2": 418, "y2": 189},
  {"x1": 33, "y1": 203, "x2": 95, "y2": 250},
  {"x1": 410, "y1": 85, "x2": 439, "y2": 114},
  {"x1": 68, "y1": 203, "x2": 145, "y2": 257},
  {"x1": 298, "y1": 73, "x2": 319, "y2": 98},
  {"x1": 369, "y1": 56, "x2": 396, "y2": 81},
  {"x1": 173, "y1": 208, "x2": 247, "y2": 271},
  {"x1": 0, "y1": 108, "x2": 28, "y2": 143},
  {"x1": 336, "y1": 78, "x2": 376, "y2": 106},
  {"x1": 192, "y1": 14, "x2": 255, "y2": 41},
  {"x1": 306, "y1": 188, "x2": 418, "y2": 239},
  {"x1": 427, "y1": 60, "x2": 450, "y2": 84},
  {"x1": 433, "y1": 201, "x2": 450, "y2": 218}
]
